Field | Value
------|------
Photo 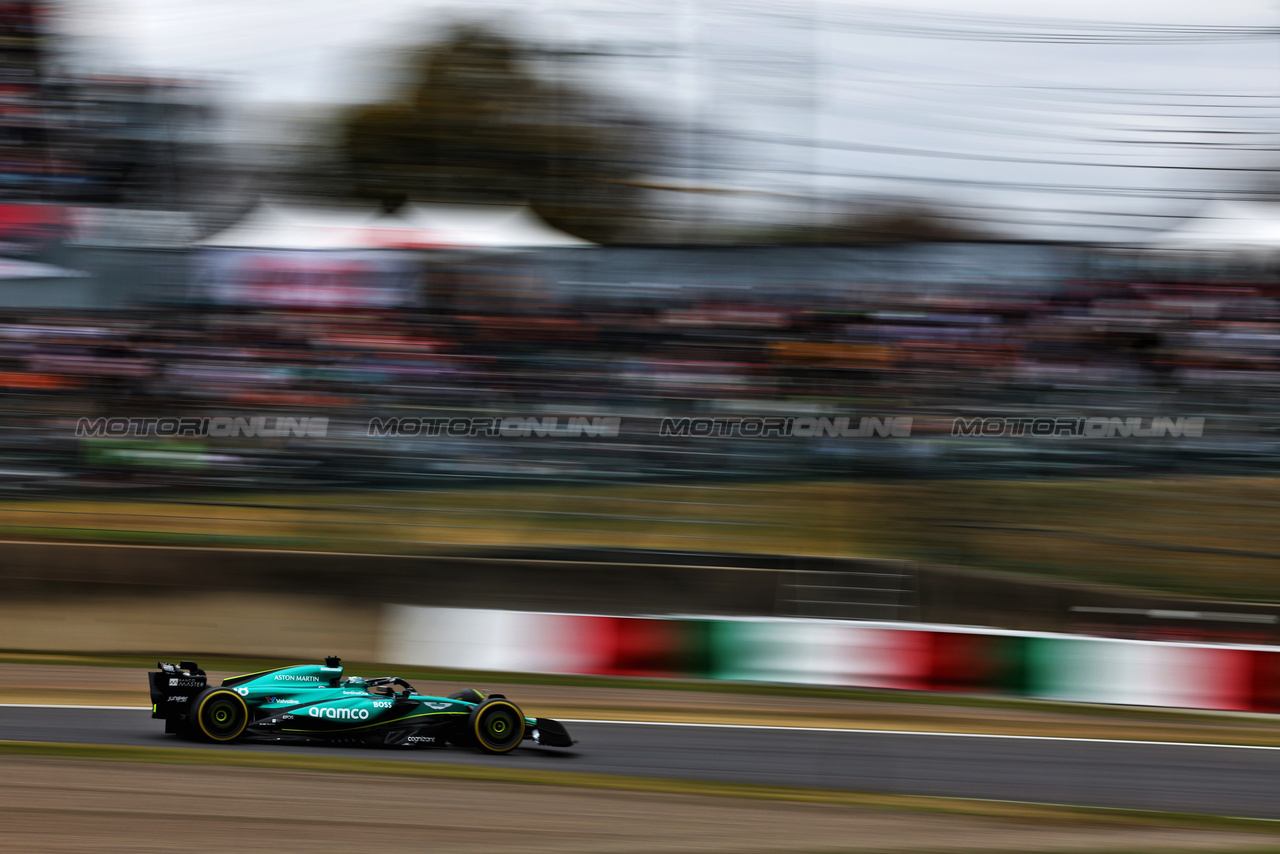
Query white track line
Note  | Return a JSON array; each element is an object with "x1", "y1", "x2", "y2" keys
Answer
[
  {"x1": 4, "y1": 705, "x2": 1278, "y2": 752},
  {"x1": 558, "y1": 719, "x2": 1280, "y2": 751}
]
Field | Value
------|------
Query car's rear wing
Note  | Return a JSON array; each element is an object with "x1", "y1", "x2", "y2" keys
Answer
[{"x1": 148, "y1": 661, "x2": 207, "y2": 721}]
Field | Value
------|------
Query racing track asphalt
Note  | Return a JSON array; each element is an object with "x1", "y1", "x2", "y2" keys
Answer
[{"x1": 2, "y1": 706, "x2": 1280, "y2": 819}]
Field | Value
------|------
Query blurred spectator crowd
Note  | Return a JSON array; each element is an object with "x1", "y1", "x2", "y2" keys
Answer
[
  {"x1": 0, "y1": 70, "x2": 214, "y2": 206},
  {"x1": 0, "y1": 0, "x2": 214, "y2": 207},
  {"x1": 0, "y1": 271, "x2": 1277, "y2": 493}
]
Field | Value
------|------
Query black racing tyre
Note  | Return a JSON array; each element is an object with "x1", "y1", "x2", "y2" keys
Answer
[
  {"x1": 192, "y1": 688, "x2": 249, "y2": 743},
  {"x1": 471, "y1": 698, "x2": 525, "y2": 754}
]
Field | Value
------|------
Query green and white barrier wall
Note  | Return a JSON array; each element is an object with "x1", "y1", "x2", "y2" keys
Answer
[{"x1": 383, "y1": 606, "x2": 1280, "y2": 712}]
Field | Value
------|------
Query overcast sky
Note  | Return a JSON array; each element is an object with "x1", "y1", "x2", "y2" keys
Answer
[{"x1": 60, "y1": 0, "x2": 1280, "y2": 240}]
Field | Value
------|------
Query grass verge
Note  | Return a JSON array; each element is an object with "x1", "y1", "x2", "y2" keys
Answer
[{"x1": 4, "y1": 476, "x2": 1280, "y2": 599}]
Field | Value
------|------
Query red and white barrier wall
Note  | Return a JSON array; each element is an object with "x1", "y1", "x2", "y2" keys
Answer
[{"x1": 382, "y1": 607, "x2": 1280, "y2": 712}]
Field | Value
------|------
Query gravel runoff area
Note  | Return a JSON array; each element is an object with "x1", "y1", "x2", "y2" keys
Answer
[
  {"x1": 7, "y1": 662, "x2": 1280, "y2": 746},
  {"x1": 1, "y1": 757, "x2": 1275, "y2": 854}
]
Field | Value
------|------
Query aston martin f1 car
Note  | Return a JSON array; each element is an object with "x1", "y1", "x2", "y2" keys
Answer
[{"x1": 148, "y1": 657, "x2": 574, "y2": 753}]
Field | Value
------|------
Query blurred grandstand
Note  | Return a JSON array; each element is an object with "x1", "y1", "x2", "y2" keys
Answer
[
  {"x1": 0, "y1": 244, "x2": 1275, "y2": 492},
  {"x1": 0, "y1": 1, "x2": 1276, "y2": 621}
]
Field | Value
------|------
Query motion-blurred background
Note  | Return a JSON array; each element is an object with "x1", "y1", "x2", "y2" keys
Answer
[{"x1": 2, "y1": 0, "x2": 1280, "y2": 644}]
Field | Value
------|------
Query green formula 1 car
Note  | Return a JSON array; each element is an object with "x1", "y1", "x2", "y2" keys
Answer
[{"x1": 147, "y1": 657, "x2": 575, "y2": 753}]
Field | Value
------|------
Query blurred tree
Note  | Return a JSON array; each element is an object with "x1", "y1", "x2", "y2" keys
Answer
[
  {"x1": 826, "y1": 203, "x2": 996, "y2": 243},
  {"x1": 727, "y1": 200, "x2": 999, "y2": 244},
  {"x1": 337, "y1": 24, "x2": 663, "y2": 243}
]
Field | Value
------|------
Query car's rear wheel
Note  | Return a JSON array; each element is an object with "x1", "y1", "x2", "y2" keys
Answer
[
  {"x1": 193, "y1": 688, "x2": 249, "y2": 743},
  {"x1": 472, "y1": 698, "x2": 525, "y2": 754}
]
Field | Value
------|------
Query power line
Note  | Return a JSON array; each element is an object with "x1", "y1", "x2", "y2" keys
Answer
[
  {"x1": 739, "y1": 161, "x2": 1271, "y2": 202},
  {"x1": 742, "y1": 3, "x2": 1280, "y2": 45},
  {"x1": 705, "y1": 127, "x2": 1278, "y2": 174}
]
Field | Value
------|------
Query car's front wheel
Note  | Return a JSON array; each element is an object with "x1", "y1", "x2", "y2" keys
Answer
[
  {"x1": 192, "y1": 688, "x2": 249, "y2": 743},
  {"x1": 471, "y1": 698, "x2": 526, "y2": 754}
]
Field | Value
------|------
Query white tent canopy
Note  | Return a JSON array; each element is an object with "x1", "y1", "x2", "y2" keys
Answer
[
  {"x1": 198, "y1": 201, "x2": 593, "y2": 251},
  {"x1": 1145, "y1": 202, "x2": 1280, "y2": 255},
  {"x1": 392, "y1": 203, "x2": 593, "y2": 249},
  {"x1": 195, "y1": 203, "x2": 380, "y2": 251},
  {"x1": 0, "y1": 258, "x2": 90, "y2": 279}
]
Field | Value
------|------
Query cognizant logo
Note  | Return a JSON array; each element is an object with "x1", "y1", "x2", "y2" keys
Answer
[{"x1": 308, "y1": 707, "x2": 370, "y2": 720}]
